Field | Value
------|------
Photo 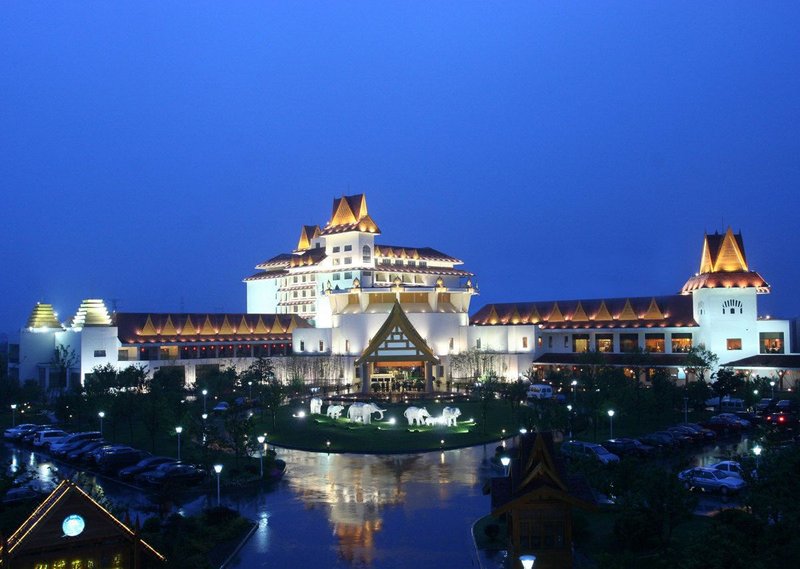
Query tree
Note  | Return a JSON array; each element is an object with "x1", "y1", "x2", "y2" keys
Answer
[
  {"x1": 224, "y1": 412, "x2": 254, "y2": 468},
  {"x1": 475, "y1": 372, "x2": 501, "y2": 434},
  {"x1": 712, "y1": 368, "x2": 745, "y2": 413},
  {"x1": 685, "y1": 345, "x2": 719, "y2": 383},
  {"x1": 50, "y1": 344, "x2": 77, "y2": 393},
  {"x1": 259, "y1": 379, "x2": 285, "y2": 432}
]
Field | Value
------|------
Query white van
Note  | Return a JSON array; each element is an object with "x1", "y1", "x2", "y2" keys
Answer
[
  {"x1": 527, "y1": 384, "x2": 554, "y2": 400},
  {"x1": 32, "y1": 430, "x2": 67, "y2": 448}
]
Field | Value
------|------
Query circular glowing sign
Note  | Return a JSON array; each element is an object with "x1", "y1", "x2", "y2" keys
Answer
[{"x1": 62, "y1": 514, "x2": 85, "y2": 537}]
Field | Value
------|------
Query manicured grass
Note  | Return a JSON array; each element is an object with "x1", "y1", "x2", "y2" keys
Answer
[{"x1": 256, "y1": 400, "x2": 533, "y2": 453}]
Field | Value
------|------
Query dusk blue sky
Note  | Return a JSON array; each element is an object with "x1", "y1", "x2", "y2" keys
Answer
[{"x1": 2, "y1": 2, "x2": 799, "y2": 334}]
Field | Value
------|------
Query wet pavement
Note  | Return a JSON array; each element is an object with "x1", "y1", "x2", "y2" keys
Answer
[{"x1": 2, "y1": 434, "x2": 761, "y2": 568}]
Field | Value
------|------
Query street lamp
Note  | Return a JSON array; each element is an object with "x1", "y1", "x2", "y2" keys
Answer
[
  {"x1": 770, "y1": 381, "x2": 775, "y2": 399},
  {"x1": 500, "y1": 456, "x2": 511, "y2": 476},
  {"x1": 213, "y1": 464, "x2": 223, "y2": 506},
  {"x1": 201, "y1": 389, "x2": 208, "y2": 413},
  {"x1": 98, "y1": 411, "x2": 105, "y2": 435},
  {"x1": 201, "y1": 413, "x2": 208, "y2": 444},
  {"x1": 10, "y1": 404, "x2": 17, "y2": 427},
  {"x1": 257, "y1": 435, "x2": 265, "y2": 478},
  {"x1": 248, "y1": 381, "x2": 253, "y2": 402},
  {"x1": 175, "y1": 426, "x2": 183, "y2": 461},
  {"x1": 753, "y1": 445, "x2": 762, "y2": 469},
  {"x1": 571, "y1": 380, "x2": 578, "y2": 403},
  {"x1": 519, "y1": 554, "x2": 536, "y2": 569},
  {"x1": 566, "y1": 404, "x2": 573, "y2": 440},
  {"x1": 607, "y1": 409, "x2": 615, "y2": 439}
]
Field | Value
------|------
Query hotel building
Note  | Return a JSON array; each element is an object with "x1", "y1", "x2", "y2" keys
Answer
[{"x1": 7, "y1": 195, "x2": 800, "y2": 392}]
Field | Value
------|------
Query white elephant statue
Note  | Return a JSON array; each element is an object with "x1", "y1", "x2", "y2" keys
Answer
[
  {"x1": 424, "y1": 416, "x2": 438, "y2": 426},
  {"x1": 442, "y1": 406, "x2": 461, "y2": 427},
  {"x1": 327, "y1": 404, "x2": 345, "y2": 420},
  {"x1": 347, "y1": 402, "x2": 387, "y2": 425},
  {"x1": 310, "y1": 397, "x2": 323, "y2": 415},
  {"x1": 404, "y1": 406, "x2": 430, "y2": 426}
]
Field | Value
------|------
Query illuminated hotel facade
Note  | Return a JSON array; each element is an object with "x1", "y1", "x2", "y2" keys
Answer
[{"x1": 8, "y1": 194, "x2": 800, "y2": 391}]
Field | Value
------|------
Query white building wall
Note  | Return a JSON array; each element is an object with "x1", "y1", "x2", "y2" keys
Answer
[
  {"x1": 246, "y1": 279, "x2": 279, "y2": 313},
  {"x1": 79, "y1": 326, "x2": 122, "y2": 384},
  {"x1": 692, "y1": 288, "x2": 760, "y2": 360}
]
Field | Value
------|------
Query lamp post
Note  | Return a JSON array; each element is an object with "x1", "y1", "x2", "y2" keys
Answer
[
  {"x1": 10, "y1": 404, "x2": 17, "y2": 427},
  {"x1": 175, "y1": 426, "x2": 183, "y2": 461},
  {"x1": 213, "y1": 464, "x2": 223, "y2": 506},
  {"x1": 500, "y1": 456, "x2": 511, "y2": 476},
  {"x1": 770, "y1": 381, "x2": 775, "y2": 399},
  {"x1": 202, "y1": 389, "x2": 208, "y2": 413},
  {"x1": 571, "y1": 380, "x2": 577, "y2": 403},
  {"x1": 257, "y1": 435, "x2": 265, "y2": 478},
  {"x1": 566, "y1": 404, "x2": 573, "y2": 440},
  {"x1": 248, "y1": 381, "x2": 253, "y2": 402},
  {"x1": 607, "y1": 409, "x2": 615, "y2": 439},
  {"x1": 683, "y1": 395, "x2": 689, "y2": 424},
  {"x1": 519, "y1": 554, "x2": 536, "y2": 569},
  {"x1": 753, "y1": 445, "x2": 762, "y2": 469},
  {"x1": 201, "y1": 413, "x2": 208, "y2": 445},
  {"x1": 98, "y1": 411, "x2": 105, "y2": 436}
]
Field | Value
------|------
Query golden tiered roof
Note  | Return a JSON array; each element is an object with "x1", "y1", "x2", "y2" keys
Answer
[
  {"x1": 296, "y1": 225, "x2": 321, "y2": 251},
  {"x1": 320, "y1": 194, "x2": 380, "y2": 235},
  {"x1": 114, "y1": 312, "x2": 310, "y2": 343},
  {"x1": 681, "y1": 228, "x2": 769, "y2": 293},
  {"x1": 471, "y1": 295, "x2": 696, "y2": 329},
  {"x1": 25, "y1": 302, "x2": 63, "y2": 329},
  {"x1": 71, "y1": 299, "x2": 112, "y2": 328}
]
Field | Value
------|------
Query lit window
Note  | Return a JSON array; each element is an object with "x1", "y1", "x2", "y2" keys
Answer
[
  {"x1": 645, "y1": 333, "x2": 665, "y2": 353},
  {"x1": 759, "y1": 332, "x2": 784, "y2": 354},
  {"x1": 727, "y1": 338, "x2": 742, "y2": 350}
]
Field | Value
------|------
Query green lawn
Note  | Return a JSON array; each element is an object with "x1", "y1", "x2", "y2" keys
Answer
[{"x1": 254, "y1": 400, "x2": 533, "y2": 453}]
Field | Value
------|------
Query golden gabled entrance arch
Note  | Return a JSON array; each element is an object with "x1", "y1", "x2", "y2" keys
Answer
[{"x1": 355, "y1": 301, "x2": 439, "y2": 393}]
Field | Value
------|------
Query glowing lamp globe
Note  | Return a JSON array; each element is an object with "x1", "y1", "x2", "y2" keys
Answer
[
  {"x1": 500, "y1": 456, "x2": 511, "y2": 467},
  {"x1": 519, "y1": 554, "x2": 536, "y2": 569},
  {"x1": 213, "y1": 464, "x2": 223, "y2": 474},
  {"x1": 62, "y1": 514, "x2": 85, "y2": 537}
]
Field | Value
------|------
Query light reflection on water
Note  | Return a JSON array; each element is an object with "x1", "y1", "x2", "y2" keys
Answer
[
  {"x1": 228, "y1": 446, "x2": 491, "y2": 569},
  {"x1": 2, "y1": 442, "x2": 494, "y2": 568}
]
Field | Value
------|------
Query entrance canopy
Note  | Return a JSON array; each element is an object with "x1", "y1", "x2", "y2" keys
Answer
[{"x1": 355, "y1": 301, "x2": 439, "y2": 366}]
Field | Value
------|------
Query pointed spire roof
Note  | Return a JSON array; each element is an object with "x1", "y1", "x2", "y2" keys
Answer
[
  {"x1": 642, "y1": 298, "x2": 664, "y2": 320},
  {"x1": 320, "y1": 194, "x2": 381, "y2": 235},
  {"x1": 593, "y1": 301, "x2": 613, "y2": 321},
  {"x1": 296, "y1": 225, "x2": 321, "y2": 251},
  {"x1": 199, "y1": 315, "x2": 216, "y2": 335},
  {"x1": 547, "y1": 303, "x2": 564, "y2": 322},
  {"x1": 25, "y1": 302, "x2": 63, "y2": 329},
  {"x1": 218, "y1": 316, "x2": 235, "y2": 335},
  {"x1": 71, "y1": 299, "x2": 112, "y2": 328},
  {"x1": 161, "y1": 315, "x2": 178, "y2": 336},
  {"x1": 571, "y1": 302, "x2": 588, "y2": 322},
  {"x1": 356, "y1": 301, "x2": 439, "y2": 365},
  {"x1": 140, "y1": 315, "x2": 158, "y2": 336},
  {"x1": 617, "y1": 299, "x2": 637, "y2": 321},
  {"x1": 682, "y1": 228, "x2": 769, "y2": 294}
]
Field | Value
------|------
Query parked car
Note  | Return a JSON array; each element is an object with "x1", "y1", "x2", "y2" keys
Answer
[
  {"x1": 763, "y1": 412, "x2": 798, "y2": 428},
  {"x1": 527, "y1": 384, "x2": 554, "y2": 400},
  {"x1": 775, "y1": 400, "x2": 798, "y2": 414},
  {"x1": 604, "y1": 438, "x2": 655, "y2": 457},
  {"x1": 656, "y1": 430, "x2": 691, "y2": 447},
  {"x1": 97, "y1": 449, "x2": 150, "y2": 475},
  {"x1": 680, "y1": 423, "x2": 717, "y2": 441},
  {"x1": 20, "y1": 425, "x2": 58, "y2": 445},
  {"x1": 709, "y1": 460, "x2": 753, "y2": 480},
  {"x1": 89, "y1": 445, "x2": 136, "y2": 466},
  {"x1": 667, "y1": 426, "x2": 703, "y2": 444},
  {"x1": 678, "y1": 466, "x2": 747, "y2": 495},
  {"x1": 50, "y1": 432, "x2": 103, "y2": 456},
  {"x1": 639, "y1": 432, "x2": 677, "y2": 449},
  {"x1": 67, "y1": 440, "x2": 108, "y2": 462},
  {"x1": 32, "y1": 430, "x2": 67, "y2": 449},
  {"x1": 756, "y1": 398, "x2": 778, "y2": 413},
  {"x1": 119, "y1": 457, "x2": 178, "y2": 481},
  {"x1": 561, "y1": 441, "x2": 620, "y2": 464},
  {"x1": 3, "y1": 424, "x2": 39, "y2": 441},
  {"x1": 213, "y1": 402, "x2": 230, "y2": 412},
  {"x1": 700, "y1": 417, "x2": 740, "y2": 435},
  {"x1": 718, "y1": 413, "x2": 751, "y2": 429},
  {"x1": 138, "y1": 463, "x2": 207, "y2": 486}
]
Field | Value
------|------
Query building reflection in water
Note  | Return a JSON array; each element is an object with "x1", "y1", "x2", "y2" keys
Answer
[{"x1": 281, "y1": 448, "x2": 482, "y2": 565}]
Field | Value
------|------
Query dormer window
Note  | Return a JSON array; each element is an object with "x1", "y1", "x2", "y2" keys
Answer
[{"x1": 722, "y1": 299, "x2": 743, "y2": 315}]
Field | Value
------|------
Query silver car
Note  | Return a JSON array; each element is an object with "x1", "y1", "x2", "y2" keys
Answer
[{"x1": 678, "y1": 466, "x2": 747, "y2": 495}]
